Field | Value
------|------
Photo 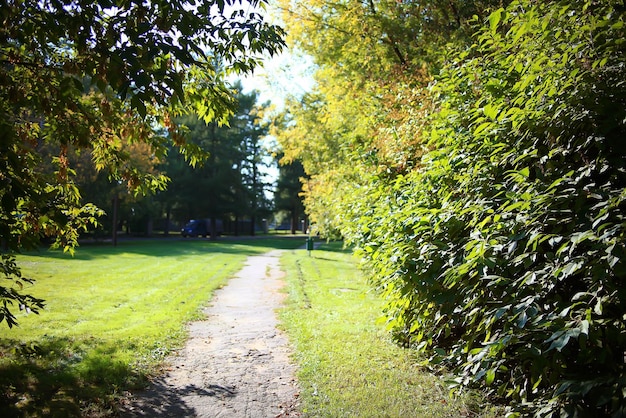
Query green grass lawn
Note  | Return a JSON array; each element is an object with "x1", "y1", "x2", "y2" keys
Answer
[
  {"x1": 279, "y1": 241, "x2": 502, "y2": 418},
  {"x1": 2, "y1": 236, "x2": 501, "y2": 417},
  {"x1": 0, "y1": 236, "x2": 304, "y2": 417}
]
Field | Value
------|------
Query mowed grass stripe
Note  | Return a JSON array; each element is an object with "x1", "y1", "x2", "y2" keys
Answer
[{"x1": 14, "y1": 241, "x2": 248, "y2": 340}]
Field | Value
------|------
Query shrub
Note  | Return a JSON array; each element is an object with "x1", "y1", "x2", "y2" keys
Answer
[{"x1": 352, "y1": 1, "x2": 626, "y2": 415}]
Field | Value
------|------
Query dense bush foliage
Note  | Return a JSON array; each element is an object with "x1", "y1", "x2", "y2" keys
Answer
[
  {"x1": 277, "y1": 0, "x2": 625, "y2": 414},
  {"x1": 346, "y1": 1, "x2": 626, "y2": 415}
]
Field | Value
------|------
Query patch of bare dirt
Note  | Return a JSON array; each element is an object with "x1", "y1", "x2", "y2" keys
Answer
[{"x1": 120, "y1": 250, "x2": 300, "y2": 417}]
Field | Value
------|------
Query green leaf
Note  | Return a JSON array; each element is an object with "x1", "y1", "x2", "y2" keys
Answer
[
  {"x1": 489, "y1": 8, "x2": 504, "y2": 33},
  {"x1": 130, "y1": 95, "x2": 147, "y2": 118},
  {"x1": 474, "y1": 122, "x2": 492, "y2": 137},
  {"x1": 516, "y1": 310, "x2": 529, "y2": 329},
  {"x1": 547, "y1": 329, "x2": 580, "y2": 352},
  {"x1": 483, "y1": 103, "x2": 498, "y2": 121},
  {"x1": 486, "y1": 368, "x2": 496, "y2": 386},
  {"x1": 579, "y1": 320, "x2": 589, "y2": 336}
]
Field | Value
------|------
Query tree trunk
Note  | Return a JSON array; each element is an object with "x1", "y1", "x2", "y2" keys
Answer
[
  {"x1": 164, "y1": 206, "x2": 171, "y2": 236},
  {"x1": 112, "y1": 194, "x2": 118, "y2": 246},
  {"x1": 210, "y1": 217, "x2": 217, "y2": 241},
  {"x1": 290, "y1": 207, "x2": 298, "y2": 235}
]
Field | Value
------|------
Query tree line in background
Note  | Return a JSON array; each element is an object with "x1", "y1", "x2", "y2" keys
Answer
[
  {"x1": 59, "y1": 82, "x2": 299, "y2": 240},
  {"x1": 275, "y1": 0, "x2": 625, "y2": 416}
]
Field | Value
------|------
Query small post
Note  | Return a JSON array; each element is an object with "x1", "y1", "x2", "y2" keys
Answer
[
  {"x1": 112, "y1": 194, "x2": 118, "y2": 247},
  {"x1": 306, "y1": 236, "x2": 314, "y2": 256}
]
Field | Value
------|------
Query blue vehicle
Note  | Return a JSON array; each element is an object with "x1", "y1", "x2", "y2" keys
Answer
[
  {"x1": 181, "y1": 219, "x2": 223, "y2": 237},
  {"x1": 181, "y1": 219, "x2": 208, "y2": 237}
]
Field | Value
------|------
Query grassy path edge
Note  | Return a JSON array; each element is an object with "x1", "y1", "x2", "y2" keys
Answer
[{"x1": 278, "y1": 241, "x2": 502, "y2": 417}]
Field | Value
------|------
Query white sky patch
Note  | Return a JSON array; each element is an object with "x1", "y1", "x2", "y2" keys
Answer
[
  {"x1": 234, "y1": 46, "x2": 316, "y2": 200},
  {"x1": 228, "y1": 3, "x2": 317, "y2": 202},
  {"x1": 239, "y1": 48, "x2": 316, "y2": 110}
]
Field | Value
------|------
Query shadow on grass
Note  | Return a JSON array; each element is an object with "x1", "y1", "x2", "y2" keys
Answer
[
  {"x1": 0, "y1": 337, "x2": 149, "y2": 417},
  {"x1": 23, "y1": 235, "x2": 308, "y2": 261},
  {"x1": 312, "y1": 240, "x2": 353, "y2": 254},
  {"x1": 0, "y1": 326, "x2": 271, "y2": 417}
]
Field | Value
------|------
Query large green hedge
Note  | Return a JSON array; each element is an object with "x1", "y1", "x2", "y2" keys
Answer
[{"x1": 349, "y1": 1, "x2": 626, "y2": 416}]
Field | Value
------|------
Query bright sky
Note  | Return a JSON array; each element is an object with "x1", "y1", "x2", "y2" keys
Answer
[
  {"x1": 234, "y1": 3, "x2": 317, "y2": 197},
  {"x1": 236, "y1": 1, "x2": 316, "y2": 109},
  {"x1": 239, "y1": 48, "x2": 316, "y2": 110},
  {"x1": 237, "y1": 48, "x2": 316, "y2": 198}
]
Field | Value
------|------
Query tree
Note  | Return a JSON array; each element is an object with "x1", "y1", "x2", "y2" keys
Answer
[
  {"x1": 0, "y1": 0, "x2": 284, "y2": 326},
  {"x1": 274, "y1": 0, "x2": 507, "y2": 237},
  {"x1": 235, "y1": 89, "x2": 273, "y2": 235},
  {"x1": 156, "y1": 83, "x2": 273, "y2": 237},
  {"x1": 274, "y1": 155, "x2": 306, "y2": 235}
]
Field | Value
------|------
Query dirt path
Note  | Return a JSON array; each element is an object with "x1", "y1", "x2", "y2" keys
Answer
[{"x1": 121, "y1": 250, "x2": 300, "y2": 417}]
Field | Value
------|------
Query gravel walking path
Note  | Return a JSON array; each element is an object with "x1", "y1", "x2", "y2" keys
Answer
[{"x1": 121, "y1": 250, "x2": 300, "y2": 417}]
